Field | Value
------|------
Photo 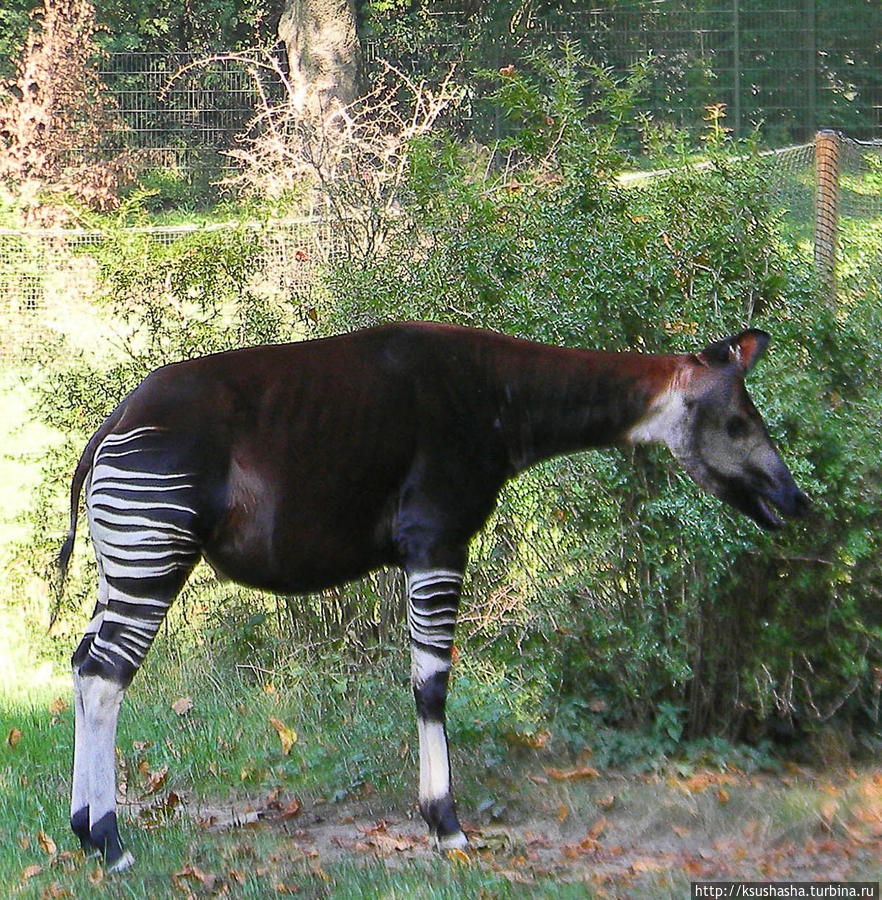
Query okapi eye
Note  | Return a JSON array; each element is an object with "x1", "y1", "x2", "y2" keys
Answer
[{"x1": 726, "y1": 416, "x2": 750, "y2": 439}]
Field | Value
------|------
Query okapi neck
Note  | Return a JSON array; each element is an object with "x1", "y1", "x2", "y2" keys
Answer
[{"x1": 493, "y1": 346, "x2": 681, "y2": 473}]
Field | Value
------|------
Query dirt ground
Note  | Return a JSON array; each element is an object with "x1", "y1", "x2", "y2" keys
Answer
[{"x1": 185, "y1": 766, "x2": 882, "y2": 891}]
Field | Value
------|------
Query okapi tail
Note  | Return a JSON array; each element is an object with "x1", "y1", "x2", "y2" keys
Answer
[{"x1": 49, "y1": 415, "x2": 119, "y2": 629}]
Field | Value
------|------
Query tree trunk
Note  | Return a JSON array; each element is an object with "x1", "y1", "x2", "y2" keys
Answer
[{"x1": 278, "y1": 0, "x2": 362, "y2": 113}]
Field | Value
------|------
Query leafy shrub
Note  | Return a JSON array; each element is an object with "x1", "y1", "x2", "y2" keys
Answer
[{"x1": 326, "y1": 46, "x2": 882, "y2": 748}]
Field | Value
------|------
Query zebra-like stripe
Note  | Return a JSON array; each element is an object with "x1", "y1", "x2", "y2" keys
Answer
[
  {"x1": 85, "y1": 429, "x2": 201, "y2": 676},
  {"x1": 407, "y1": 570, "x2": 462, "y2": 653}
]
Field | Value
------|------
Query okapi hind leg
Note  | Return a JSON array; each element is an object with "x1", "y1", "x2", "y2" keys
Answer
[
  {"x1": 79, "y1": 671, "x2": 132, "y2": 872},
  {"x1": 70, "y1": 580, "x2": 109, "y2": 857},
  {"x1": 406, "y1": 567, "x2": 469, "y2": 851}
]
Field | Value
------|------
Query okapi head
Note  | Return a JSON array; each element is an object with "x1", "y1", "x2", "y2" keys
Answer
[{"x1": 642, "y1": 329, "x2": 810, "y2": 529}]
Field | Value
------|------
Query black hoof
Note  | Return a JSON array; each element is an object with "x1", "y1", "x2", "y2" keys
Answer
[
  {"x1": 71, "y1": 807, "x2": 100, "y2": 856},
  {"x1": 90, "y1": 811, "x2": 132, "y2": 871},
  {"x1": 421, "y1": 794, "x2": 467, "y2": 851}
]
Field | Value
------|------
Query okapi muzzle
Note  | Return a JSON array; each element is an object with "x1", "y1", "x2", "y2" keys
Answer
[
  {"x1": 55, "y1": 321, "x2": 808, "y2": 872},
  {"x1": 662, "y1": 329, "x2": 810, "y2": 530}
]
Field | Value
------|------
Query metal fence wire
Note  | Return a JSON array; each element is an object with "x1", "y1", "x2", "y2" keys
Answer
[
  {"x1": 2, "y1": 134, "x2": 879, "y2": 365},
  {"x1": 94, "y1": 49, "x2": 288, "y2": 172},
  {"x1": 71, "y1": 3, "x2": 880, "y2": 173},
  {"x1": 0, "y1": 218, "x2": 347, "y2": 363}
]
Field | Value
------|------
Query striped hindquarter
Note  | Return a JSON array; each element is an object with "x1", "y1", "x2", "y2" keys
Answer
[
  {"x1": 71, "y1": 427, "x2": 202, "y2": 871},
  {"x1": 82, "y1": 427, "x2": 202, "y2": 681},
  {"x1": 406, "y1": 569, "x2": 468, "y2": 850}
]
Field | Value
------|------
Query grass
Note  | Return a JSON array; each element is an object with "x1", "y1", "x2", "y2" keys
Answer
[{"x1": 5, "y1": 624, "x2": 882, "y2": 898}]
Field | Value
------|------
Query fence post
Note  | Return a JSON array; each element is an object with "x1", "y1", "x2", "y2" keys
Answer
[{"x1": 814, "y1": 129, "x2": 840, "y2": 302}]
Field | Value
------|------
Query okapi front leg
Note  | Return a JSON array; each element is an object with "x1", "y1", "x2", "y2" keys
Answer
[{"x1": 406, "y1": 568, "x2": 468, "y2": 851}]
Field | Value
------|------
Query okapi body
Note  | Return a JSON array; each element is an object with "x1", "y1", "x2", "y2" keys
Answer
[{"x1": 58, "y1": 321, "x2": 808, "y2": 871}]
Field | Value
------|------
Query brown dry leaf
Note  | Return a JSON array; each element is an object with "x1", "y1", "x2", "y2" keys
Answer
[
  {"x1": 171, "y1": 697, "x2": 193, "y2": 716},
  {"x1": 38, "y1": 830, "x2": 57, "y2": 857},
  {"x1": 173, "y1": 863, "x2": 215, "y2": 891},
  {"x1": 279, "y1": 797, "x2": 303, "y2": 819},
  {"x1": 42, "y1": 883, "x2": 73, "y2": 899},
  {"x1": 48, "y1": 698, "x2": 68, "y2": 715},
  {"x1": 138, "y1": 759, "x2": 151, "y2": 778},
  {"x1": 527, "y1": 773, "x2": 549, "y2": 785},
  {"x1": 820, "y1": 797, "x2": 838, "y2": 826},
  {"x1": 596, "y1": 793, "x2": 616, "y2": 809},
  {"x1": 545, "y1": 765, "x2": 599, "y2": 781},
  {"x1": 447, "y1": 847, "x2": 471, "y2": 865},
  {"x1": 143, "y1": 764, "x2": 169, "y2": 795},
  {"x1": 631, "y1": 857, "x2": 666, "y2": 874},
  {"x1": 557, "y1": 804, "x2": 569, "y2": 824},
  {"x1": 717, "y1": 788, "x2": 730, "y2": 804},
  {"x1": 269, "y1": 717, "x2": 297, "y2": 756},
  {"x1": 671, "y1": 824, "x2": 692, "y2": 838},
  {"x1": 274, "y1": 882, "x2": 300, "y2": 894},
  {"x1": 587, "y1": 817, "x2": 608, "y2": 840},
  {"x1": 21, "y1": 864, "x2": 42, "y2": 880},
  {"x1": 683, "y1": 858, "x2": 707, "y2": 878},
  {"x1": 6, "y1": 727, "x2": 23, "y2": 749}
]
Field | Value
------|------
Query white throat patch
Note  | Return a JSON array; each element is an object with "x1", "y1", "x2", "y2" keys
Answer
[{"x1": 625, "y1": 389, "x2": 688, "y2": 447}]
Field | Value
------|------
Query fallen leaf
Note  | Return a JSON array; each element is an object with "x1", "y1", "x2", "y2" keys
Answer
[
  {"x1": 269, "y1": 717, "x2": 297, "y2": 755},
  {"x1": 557, "y1": 804, "x2": 569, "y2": 824},
  {"x1": 717, "y1": 788, "x2": 730, "y2": 804},
  {"x1": 631, "y1": 857, "x2": 666, "y2": 874},
  {"x1": 671, "y1": 824, "x2": 692, "y2": 838},
  {"x1": 596, "y1": 794, "x2": 616, "y2": 809},
  {"x1": 143, "y1": 764, "x2": 169, "y2": 795},
  {"x1": 587, "y1": 817, "x2": 608, "y2": 839},
  {"x1": 48, "y1": 698, "x2": 68, "y2": 715},
  {"x1": 173, "y1": 863, "x2": 215, "y2": 891},
  {"x1": 38, "y1": 830, "x2": 57, "y2": 856},
  {"x1": 21, "y1": 864, "x2": 42, "y2": 879},
  {"x1": 6, "y1": 727, "x2": 22, "y2": 749},
  {"x1": 545, "y1": 765, "x2": 599, "y2": 781},
  {"x1": 42, "y1": 882, "x2": 72, "y2": 899},
  {"x1": 171, "y1": 697, "x2": 193, "y2": 716},
  {"x1": 279, "y1": 797, "x2": 303, "y2": 819},
  {"x1": 820, "y1": 797, "x2": 838, "y2": 826},
  {"x1": 447, "y1": 847, "x2": 471, "y2": 865}
]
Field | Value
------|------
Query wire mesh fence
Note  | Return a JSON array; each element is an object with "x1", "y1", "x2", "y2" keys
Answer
[
  {"x1": 1, "y1": 133, "x2": 879, "y2": 366},
  {"x1": 0, "y1": 217, "x2": 347, "y2": 364},
  {"x1": 366, "y1": 1, "x2": 882, "y2": 146},
  {"x1": 90, "y1": 49, "x2": 288, "y2": 174}
]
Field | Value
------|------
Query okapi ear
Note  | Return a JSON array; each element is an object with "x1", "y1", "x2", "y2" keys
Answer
[{"x1": 695, "y1": 329, "x2": 771, "y2": 373}]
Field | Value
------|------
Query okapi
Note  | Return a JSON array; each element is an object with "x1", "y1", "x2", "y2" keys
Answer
[{"x1": 57, "y1": 321, "x2": 808, "y2": 871}]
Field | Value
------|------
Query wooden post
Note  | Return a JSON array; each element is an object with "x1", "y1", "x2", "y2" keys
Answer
[{"x1": 814, "y1": 129, "x2": 840, "y2": 302}]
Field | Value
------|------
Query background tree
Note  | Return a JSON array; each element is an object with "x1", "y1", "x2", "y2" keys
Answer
[{"x1": 278, "y1": 0, "x2": 362, "y2": 112}]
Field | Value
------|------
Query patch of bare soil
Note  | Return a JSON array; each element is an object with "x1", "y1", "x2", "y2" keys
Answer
[{"x1": 163, "y1": 766, "x2": 882, "y2": 892}]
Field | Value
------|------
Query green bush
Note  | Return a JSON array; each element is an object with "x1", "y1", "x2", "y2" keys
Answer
[{"x1": 325, "y1": 47, "x2": 882, "y2": 748}]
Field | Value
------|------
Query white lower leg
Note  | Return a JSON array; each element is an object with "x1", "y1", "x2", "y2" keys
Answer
[
  {"x1": 70, "y1": 669, "x2": 93, "y2": 846},
  {"x1": 412, "y1": 646, "x2": 468, "y2": 850},
  {"x1": 81, "y1": 673, "x2": 134, "y2": 871}
]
